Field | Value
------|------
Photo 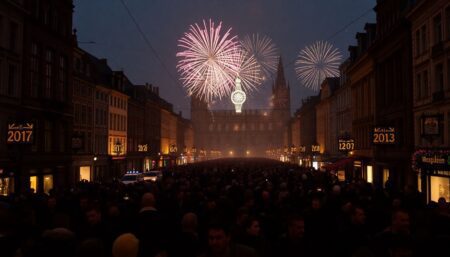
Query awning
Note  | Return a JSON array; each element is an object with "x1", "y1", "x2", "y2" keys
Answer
[{"x1": 322, "y1": 157, "x2": 354, "y2": 170}]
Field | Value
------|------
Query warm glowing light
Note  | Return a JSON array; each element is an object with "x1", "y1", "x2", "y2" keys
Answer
[
  {"x1": 229, "y1": 151, "x2": 234, "y2": 155},
  {"x1": 176, "y1": 19, "x2": 240, "y2": 102},
  {"x1": 246, "y1": 150, "x2": 250, "y2": 155},
  {"x1": 295, "y1": 41, "x2": 342, "y2": 91},
  {"x1": 367, "y1": 166, "x2": 373, "y2": 183}
]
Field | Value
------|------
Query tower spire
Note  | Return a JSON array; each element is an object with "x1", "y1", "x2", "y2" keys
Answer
[{"x1": 275, "y1": 56, "x2": 287, "y2": 88}]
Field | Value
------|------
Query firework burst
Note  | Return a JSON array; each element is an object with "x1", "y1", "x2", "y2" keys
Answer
[
  {"x1": 240, "y1": 34, "x2": 278, "y2": 80},
  {"x1": 232, "y1": 47, "x2": 263, "y2": 92},
  {"x1": 176, "y1": 19, "x2": 240, "y2": 102},
  {"x1": 295, "y1": 41, "x2": 342, "y2": 91}
]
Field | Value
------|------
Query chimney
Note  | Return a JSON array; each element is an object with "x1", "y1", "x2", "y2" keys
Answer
[{"x1": 156, "y1": 87, "x2": 159, "y2": 96}]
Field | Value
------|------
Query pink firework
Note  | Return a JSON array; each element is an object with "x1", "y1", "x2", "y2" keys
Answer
[{"x1": 176, "y1": 19, "x2": 240, "y2": 102}]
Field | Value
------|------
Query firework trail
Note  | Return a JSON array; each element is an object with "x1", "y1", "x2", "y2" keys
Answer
[{"x1": 295, "y1": 41, "x2": 342, "y2": 91}]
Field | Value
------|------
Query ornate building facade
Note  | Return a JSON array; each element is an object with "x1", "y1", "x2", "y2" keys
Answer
[{"x1": 191, "y1": 58, "x2": 291, "y2": 158}]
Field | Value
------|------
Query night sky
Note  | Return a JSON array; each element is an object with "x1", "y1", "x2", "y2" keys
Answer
[{"x1": 73, "y1": 0, "x2": 376, "y2": 118}]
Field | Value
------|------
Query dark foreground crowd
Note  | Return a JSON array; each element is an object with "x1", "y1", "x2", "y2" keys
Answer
[{"x1": 0, "y1": 158, "x2": 449, "y2": 257}]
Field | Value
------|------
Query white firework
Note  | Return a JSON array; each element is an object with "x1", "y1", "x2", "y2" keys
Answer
[
  {"x1": 176, "y1": 19, "x2": 240, "y2": 102},
  {"x1": 295, "y1": 41, "x2": 342, "y2": 91},
  {"x1": 232, "y1": 47, "x2": 263, "y2": 92},
  {"x1": 241, "y1": 34, "x2": 278, "y2": 80}
]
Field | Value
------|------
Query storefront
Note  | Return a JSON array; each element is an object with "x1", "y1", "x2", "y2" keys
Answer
[
  {"x1": 413, "y1": 149, "x2": 450, "y2": 202},
  {"x1": 322, "y1": 157, "x2": 354, "y2": 182},
  {"x1": 0, "y1": 168, "x2": 14, "y2": 196}
]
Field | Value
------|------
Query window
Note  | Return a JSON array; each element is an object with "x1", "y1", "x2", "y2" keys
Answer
[
  {"x1": 446, "y1": 6, "x2": 450, "y2": 39},
  {"x1": 30, "y1": 43, "x2": 39, "y2": 97},
  {"x1": 44, "y1": 121, "x2": 52, "y2": 152},
  {"x1": 415, "y1": 29, "x2": 420, "y2": 56},
  {"x1": 30, "y1": 176, "x2": 38, "y2": 193},
  {"x1": 435, "y1": 64, "x2": 444, "y2": 92},
  {"x1": 0, "y1": 61, "x2": 3, "y2": 95},
  {"x1": 81, "y1": 105, "x2": 86, "y2": 125},
  {"x1": 433, "y1": 14, "x2": 442, "y2": 44},
  {"x1": 43, "y1": 7, "x2": 50, "y2": 25},
  {"x1": 421, "y1": 25, "x2": 427, "y2": 52},
  {"x1": 95, "y1": 108, "x2": 99, "y2": 125},
  {"x1": 416, "y1": 73, "x2": 421, "y2": 99},
  {"x1": 58, "y1": 56, "x2": 67, "y2": 101},
  {"x1": 0, "y1": 16, "x2": 3, "y2": 48},
  {"x1": 7, "y1": 64, "x2": 16, "y2": 96},
  {"x1": 44, "y1": 49, "x2": 53, "y2": 98},
  {"x1": 447, "y1": 58, "x2": 450, "y2": 91},
  {"x1": 43, "y1": 175, "x2": 53, "y2": 194},
  {"x1": 422, "y1": 71, "x2": 429, "y2": 98},
  {"x1": 59, "y1": 123, "x2": 65, "y2": 152},
  {"x1": 9, "y1": 22, "x2": 18, "y2": 52}
]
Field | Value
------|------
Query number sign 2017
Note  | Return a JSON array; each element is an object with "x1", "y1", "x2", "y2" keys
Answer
[
  {"x1": 373, "y1": 127, "x2": 396, "y2": 144},
  {"x1": 7, "y1": 123, "x2": 34, "y2": 144}
]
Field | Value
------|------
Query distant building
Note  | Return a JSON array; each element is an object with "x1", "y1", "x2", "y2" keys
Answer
[
  {"x1": 296, "y1": 96, "x2": 320, "y2": 167},
  {"x1": 191, "y1": 58, "x2": 291, "y2": 158},
  {"x1": 316, "y1": 77, "x2": 339, "y2": 158},
  {"x1": 72, "y1": 46, "x2": 96, "y2": 183},
  {"x1": 108, "y1": 71, "x2": 130, "y2": 178}
]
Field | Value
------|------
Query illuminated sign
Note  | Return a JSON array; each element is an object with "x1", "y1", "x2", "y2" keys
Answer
[
  {"x1": 138, "y1": 144, "x2": 148, "y2": 152},
  {"x1": 312, "y1": 145, "x2": 320, "y2": 153},
  {"x1": 338, "y1": 139, "x2": 355, "y2": 151},
  {"x1": 7, "y1": 122, "x2": 34, "y2": 144},
  {"x1": 421, "y1": 115, "x2": 440, "y2": 136},
  {"x1": 372, "y1": 127, "x2": 396, "y2": 144},
  {"x1": 299, "y1": 146, "x2": 306, "y2": 153}
]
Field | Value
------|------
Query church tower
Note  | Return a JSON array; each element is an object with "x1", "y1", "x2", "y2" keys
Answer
[{"x1": 271, "y1": 57, "x2": 291, "y2": 147}]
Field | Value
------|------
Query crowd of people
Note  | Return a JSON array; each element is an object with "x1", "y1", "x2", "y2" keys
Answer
[{"x1": 0, "y1": 158, "x2": 449, "y2": 257}]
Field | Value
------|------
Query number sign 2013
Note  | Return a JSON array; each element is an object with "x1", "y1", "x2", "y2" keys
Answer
[
  {"x1": 373, "y1": 127, "x2": 396, "y2": 144},
  {"x1": 7, "y1": 123, "x2": 34, "y2": 144}
]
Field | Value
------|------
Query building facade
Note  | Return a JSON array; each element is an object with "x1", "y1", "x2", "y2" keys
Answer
[
  {"x1": 108, "y1": 71, "x2": 129, "y2": 178},
  {"x1": 371, "y1": 0, "x2": 415, "y2": 189},
  {"x1": 72, "y1": 46, "x2": 95, "y2": 182},
  {"x1": 348, "y1": 23, "x2": 376, "y2": 183},
  {"x1": 408, "y1": 0, "x2": 450, "y2": 202},
  {"x1": 0, "y1": 0, "x2": 74, "y2": 193},
  {"x1": 0, "y1": 0, "x2": 25, "y2": 195},
  {"x1": 191, "y1": 58, "x2": 291, "y2": 158},
  {"x1": 316, "y1": 77, "x2": 340, "y2": 159}
]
